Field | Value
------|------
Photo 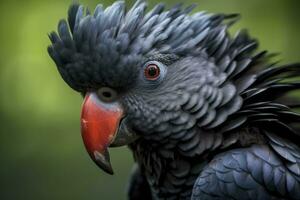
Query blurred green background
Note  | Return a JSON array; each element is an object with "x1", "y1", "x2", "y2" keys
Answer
[{"x1": 0, "y1": 0, "x2": 299, "y2": 199}]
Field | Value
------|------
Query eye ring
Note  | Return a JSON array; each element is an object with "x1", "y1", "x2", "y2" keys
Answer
[{"x1": 144, "y1": 63, "x2": 160, "y2": 80}]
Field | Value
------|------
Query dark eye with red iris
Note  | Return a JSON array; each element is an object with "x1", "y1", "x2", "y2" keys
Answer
[{"x1": 144, "y1": 64, "x2": 160, "y2": 80}]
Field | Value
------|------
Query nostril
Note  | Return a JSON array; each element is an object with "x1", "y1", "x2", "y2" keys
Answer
[
  {"x1": 102, "y1": 91, "x2": 112, "y2": 98},
  {"x1": 97, "y1": 87, "x2": 118, "y2": 102}
]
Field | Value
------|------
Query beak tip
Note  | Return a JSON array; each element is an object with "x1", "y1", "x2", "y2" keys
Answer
[{"x1": 93, "y1": 150, "x2": 114, "y2": 175}]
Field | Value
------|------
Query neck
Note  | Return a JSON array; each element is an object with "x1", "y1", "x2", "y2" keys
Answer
[
  {"x1": 129, "y1": 128, "x2": 265, "y2": 199},
  {"x1": 130, "y1": 139, "x2": 208, "y2": 199}
]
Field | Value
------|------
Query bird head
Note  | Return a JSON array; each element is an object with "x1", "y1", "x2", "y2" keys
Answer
[{"x1": 48, "y1": 1, "x2": 243, "y2": 174}]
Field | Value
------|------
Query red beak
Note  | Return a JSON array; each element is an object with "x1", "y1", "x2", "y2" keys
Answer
[{"x1": 80, "y1": 93, "x2": 123, "y2": 174}]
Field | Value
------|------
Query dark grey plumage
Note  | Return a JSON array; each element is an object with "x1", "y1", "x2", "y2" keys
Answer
[
  {"x1": 48, "y1": 1, "x2": 300, "y2": 199},
  {"x1": 192, "y1": 143, "x2": 300, "y2": 200}
]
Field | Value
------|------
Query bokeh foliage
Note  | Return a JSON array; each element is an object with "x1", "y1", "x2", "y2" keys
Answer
[{"x1": 0, "y1": 0, "x2": 299, "y2": 199}]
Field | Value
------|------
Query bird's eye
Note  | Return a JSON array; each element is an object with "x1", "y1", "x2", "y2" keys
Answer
[{"x1": 144, "y1": 64, "x2": 160, "y2": 80}]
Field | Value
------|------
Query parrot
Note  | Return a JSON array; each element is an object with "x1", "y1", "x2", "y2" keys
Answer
[{"x1": 48, "y1": 1, "x2": 300, "y2": 199}]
